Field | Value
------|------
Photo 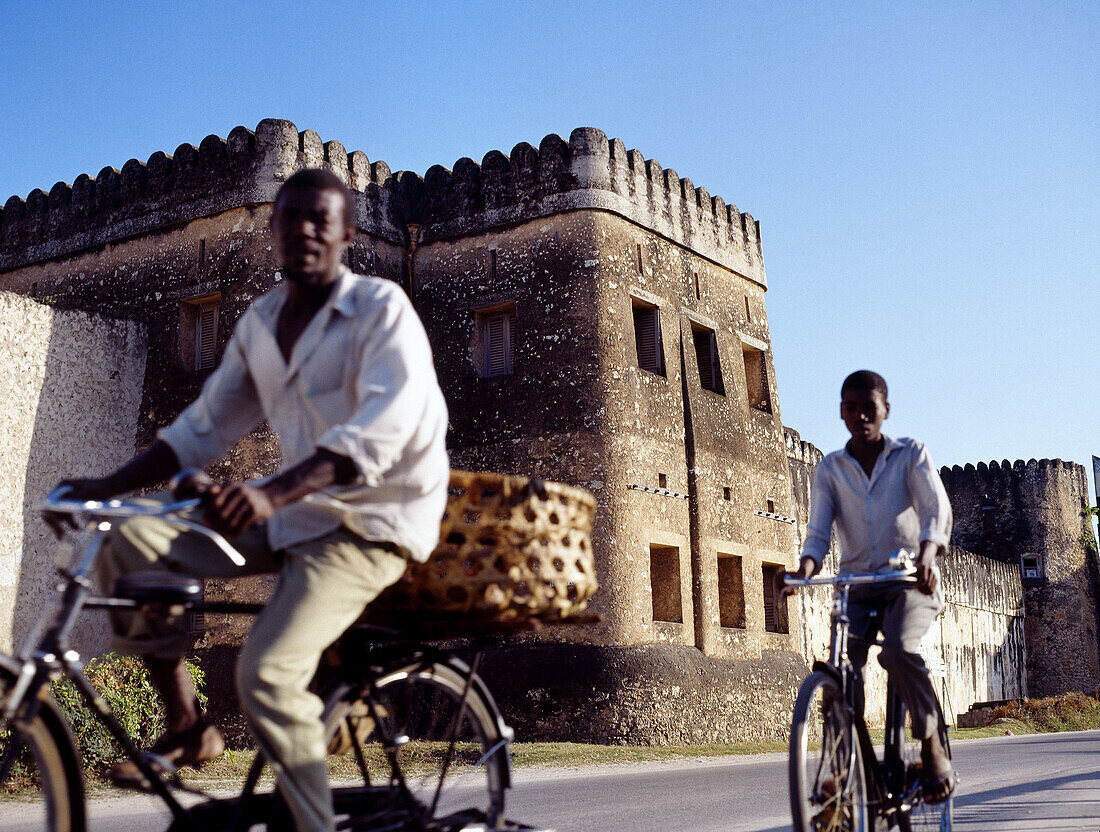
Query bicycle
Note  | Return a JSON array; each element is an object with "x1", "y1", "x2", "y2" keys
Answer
[
  {"x1": 782, "y1": 557, "x2": 953, "y2": 832},
  {"x1": 0, "y1": 476, "x2": 521, "y2": 832}
]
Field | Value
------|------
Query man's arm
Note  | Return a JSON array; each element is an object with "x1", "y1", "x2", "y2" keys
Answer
[
  {"x1": 58, "y1": 440, "x2": 181, "y2": 500},
  {"x1": 202, "y1": 449, "x2": 356, "y2": 538},
  {"x1": 906, "y1": 441, "x2": 952, "y2": 595}
]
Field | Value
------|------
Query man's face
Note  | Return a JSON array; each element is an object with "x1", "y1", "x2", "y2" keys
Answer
[
  {"x1": 840, "y1": 388, "x2": 889, "y2": 443},
  {"x1": 271, "y1": 187, "x2": 354, "y2": 287}
]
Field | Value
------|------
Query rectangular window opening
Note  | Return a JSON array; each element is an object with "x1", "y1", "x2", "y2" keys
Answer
[
  {"x1": 650, "y1": 544, "x2": 683, "y2": 624},
  {"x1": 766, "y1": 499, "x2": 775, "y2": 514},
  {"x1": 478, "y1": 305, "x2": 517, "y2": 378},
  {"x1": 658, "y1": 473, "x2": 668, "y2": 489},
  {"x1": 744, "y1": 295, "x2": 752, "y2": 322},
  {"x1": 636, "y1": 243, "x2": 644, "y2": 274},
  {"x1": 718, "y1": 554, "x2": 746, "y2": 629},
  {"x1": 723, "y1": 487, "x2": 731, "y2": 501},
  {"x1": 693, "y1": 271, "x2": 701, "y2": 300},
  {"x1": 762, "y1": 563, "x2": 788, "y2": 633},
  {"x1": 692, "y1": 324, "x2": 724, "y2": 394},
  {"x1": 743, "y1": 346, "x2": 772, "y2": 412},
  {"x1": 632, "y1": 300, "x2": 665, "y2": 376},
  {"x1": 1022, "y1": 554, "x2": 1041, "y2": 579}
]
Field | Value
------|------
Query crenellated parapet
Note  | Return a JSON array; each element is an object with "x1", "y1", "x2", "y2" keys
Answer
[
  {"x1": 1, "y1": 122, "x2": 765, "y2": 284},
  {"x1": 398, "y1": 126, "x2": 764, "y2": 283}
]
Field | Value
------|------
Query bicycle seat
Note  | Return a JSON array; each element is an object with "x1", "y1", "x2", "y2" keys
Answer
[{"x1": 113, "y1": 573, "x2": 202, "y2": 605}]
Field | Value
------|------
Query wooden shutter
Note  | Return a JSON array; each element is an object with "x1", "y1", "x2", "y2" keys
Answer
[
  {"x1": 196, "y1": 304, "x2": 219, "y2": 370},
  {"x1": 694, "y1": 327, "x2": 722, "y2": 393},
  {"x1": 633, "y1": 305, "x2": 663, "y2": 374},
  {"x1": 484, "y1": 310, "x2": 514, "y2": 377}
]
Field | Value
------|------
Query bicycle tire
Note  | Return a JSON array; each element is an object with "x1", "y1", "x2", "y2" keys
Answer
[
  {"x1": 790, "y1": 670, "x2": 870, "y2": 832},
  {"x1": 322, "y1": 657, "x2": 509, "y2": 830},
  {"x1": 0, "y1": 683, "x2": 86, "y2": 832},
  {"x1": 889, "y1": 695, "x2": 952, "y2": 832}
]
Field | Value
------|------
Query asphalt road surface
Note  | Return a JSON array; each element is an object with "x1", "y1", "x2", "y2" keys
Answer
[{"x1": 2, "y1": 730, "x2": 1099, "y2": 831}]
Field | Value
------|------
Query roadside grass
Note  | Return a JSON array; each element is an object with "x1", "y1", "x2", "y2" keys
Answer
[{"x1": 18, "y1": 693, "x2": 1100, "y2": 796}]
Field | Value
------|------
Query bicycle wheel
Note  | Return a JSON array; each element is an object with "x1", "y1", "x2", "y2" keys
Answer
[
  {"x1": 323, "y1": 657, "x2": 509, "y2": 830},
  {"x1": 790, "y1": 670, "x2": 869, "y2": 832},
  {"x1": 0, "y1": 687, "x2": 86, "y2": 832},
  {"x1": 890, "y1": 701, "x2": 952, "y2": 832}
]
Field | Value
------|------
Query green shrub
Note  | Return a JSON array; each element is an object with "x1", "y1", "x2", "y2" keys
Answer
[{"x1": 49, "y1": 654, "x2": 207, "y2": 773}]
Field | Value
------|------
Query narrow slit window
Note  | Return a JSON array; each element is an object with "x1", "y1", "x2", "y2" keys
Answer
[
  {"x1": 632, "y1": 300, "x2": 664, "y2": 376},
  {"x1": 196, "y1": 303, "x2": 219, "y2": 370},
  {"x1": 692, "y1": 324, "x2": 724, "y2": 394},
  {"x1": 482, "y1": 309, "x2": 516, "y2": 377},
  {"x1": 742, "y1": 346, "x2": 771, "y2": 412},
  {"x1": 636, "y1": 243, "x2": 644, "y2": 273},
  {"x1": 744, "y1": 295, "x2": 752, "y2": 322},
  {"x1": 650, "y1": 544, "x2": 683, "y2": 623},
  {"x1": 693, "y1": 271, "x2": 701, "y2": 300}
]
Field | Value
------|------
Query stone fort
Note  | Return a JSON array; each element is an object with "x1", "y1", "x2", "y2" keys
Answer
[{"x1": 2, "y1": 119, "x2": 1097, "y2": 744}]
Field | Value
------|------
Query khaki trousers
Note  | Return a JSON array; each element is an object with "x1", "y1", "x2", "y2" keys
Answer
[
  {"x1": 847, "y1": 581, "x2": 946, "y2": 741},
  {"x1": 97, "y1": 510, "x2": 408, "y2": 832}
]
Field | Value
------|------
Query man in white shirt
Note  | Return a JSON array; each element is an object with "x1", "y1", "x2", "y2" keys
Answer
[
  {"x1": 787, "y1": 370, "x2": 955, "y2": 802},
  {"x1": 55, "y1": 169, "x2": 449, "y2": 831}
]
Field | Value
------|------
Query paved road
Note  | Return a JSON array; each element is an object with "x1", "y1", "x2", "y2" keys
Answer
[{"x1": 3, "y1": 730, "x2": 1099, "y2": 831}]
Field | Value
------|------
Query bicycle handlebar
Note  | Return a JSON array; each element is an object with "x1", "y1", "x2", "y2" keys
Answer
[
  {"x1": 41, "y1": 480, "x2": 246, "y2": 567},
  {"x1": 781, "y1": 569, "x2": 917, "y2": 590}
]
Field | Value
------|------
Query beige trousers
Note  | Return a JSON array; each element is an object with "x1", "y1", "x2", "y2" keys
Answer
[{"x1": 97, "y1": 511, "x2": 408, "y2": 832}]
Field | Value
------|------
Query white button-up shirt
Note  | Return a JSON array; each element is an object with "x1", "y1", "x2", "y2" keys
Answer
[
  {"x1": 159, "y1": 268, "x2": 449, "y2": 562},
  {"x1": 801, "y1": 435, "x2": 952, "y2": 574}
]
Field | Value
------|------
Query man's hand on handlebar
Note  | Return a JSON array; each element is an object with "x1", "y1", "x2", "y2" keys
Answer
[
  {"x1": 914, "y1": 540, "x2": 940, "y2": 596},
  {"x1": 783, "y1": 557, "x2": 818, "y2": 591},
  {"x1": 43, "y1": 478, "x2": 117, "y2": 537},
  {"x1": 203, "y1": 482, "x2": 277, "y2": 539}
]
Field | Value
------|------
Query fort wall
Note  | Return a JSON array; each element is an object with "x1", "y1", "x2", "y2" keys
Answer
[
  {"x1": 942, "y1": 459, "x2": 1100, "y2": 697},
  {"x1": 0, "y1": 291, "x2": 146, "y2": 655}
]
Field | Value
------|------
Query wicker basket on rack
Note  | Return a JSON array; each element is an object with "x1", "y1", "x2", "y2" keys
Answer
[{"x1": 372, "y1": 470, "x2": 598, "y2": 622}]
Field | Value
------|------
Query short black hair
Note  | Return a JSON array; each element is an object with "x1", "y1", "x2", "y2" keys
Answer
[
  {"x1": 274, "y1": 168, "x2": 355, "y2": 225},
  {"x1": 841, "y1": 370, "x2": 888, "y2": 399}
]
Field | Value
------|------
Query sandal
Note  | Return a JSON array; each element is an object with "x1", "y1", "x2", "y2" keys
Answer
[
  {"x1": 922, "y1": 768, "x2": 957, "y2": 804},
  {"x1": 107, "y1": 721, "x2": 225, "y2": 792}
]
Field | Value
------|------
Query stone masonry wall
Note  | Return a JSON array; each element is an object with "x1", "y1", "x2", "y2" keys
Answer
[
  {"x1": 942, "y1": 459, "x2": 1100, "y2": 697},
  {"x1": 0, "y1": 291, "x2": 146, "y2": 655}
]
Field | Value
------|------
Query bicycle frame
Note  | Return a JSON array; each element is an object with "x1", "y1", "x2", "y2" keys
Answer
[{"x1": 4, "y1": 491, "x2": 513, "y2": 832}]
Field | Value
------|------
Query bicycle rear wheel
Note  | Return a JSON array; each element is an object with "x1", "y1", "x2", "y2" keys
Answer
[
  {"x1": 889, "y1": 695, "x2": 952, "y2": 832},
  {"x1": 790, "y1": 670, "x2": 869, "y2": 832},
  {"x1": 0, "y1": 687, "x2": 86, "y2": 832},
  {"x1": 323, "y1": 657, "x2": 509, "y2": 830}
]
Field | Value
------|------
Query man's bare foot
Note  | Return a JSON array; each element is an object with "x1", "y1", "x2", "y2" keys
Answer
[{"x1": 920, "y1": 730, "x2": 956, "y2": 803}]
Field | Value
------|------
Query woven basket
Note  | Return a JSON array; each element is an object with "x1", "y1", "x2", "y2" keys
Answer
[{"x1": 373, "y1": 470, "x2": 598, "y2": 621}]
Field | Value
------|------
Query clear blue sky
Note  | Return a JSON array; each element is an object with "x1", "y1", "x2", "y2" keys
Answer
[{"x1": 2, "y1": 1, "x2": 1097, "y2": 500}]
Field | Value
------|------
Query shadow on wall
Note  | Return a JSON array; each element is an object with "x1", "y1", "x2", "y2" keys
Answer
[{"x1": 1, "y1": 292, "x2": 146, "y2": 656}]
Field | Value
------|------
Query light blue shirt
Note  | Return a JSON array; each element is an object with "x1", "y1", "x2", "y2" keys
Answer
[
  {"x1": 801, "y1": 435, "x2": 952, "y2": 574},
  {"x1": 159, "y1": 268, "x2": 449, "y2": 561}
]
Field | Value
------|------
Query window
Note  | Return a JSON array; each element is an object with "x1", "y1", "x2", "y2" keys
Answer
[
  {"x1": 744, "y1": 295, "x2": 752, "y2": 322},
  {"x1": 693, "y1": 271, "x2": 701, "y2": 300},
  {"x1": 1022, "y1": 554, "x2": 1042, "y2": 579},
  {"x1": 743, "y1": 346, "x2": 771, "y2": 412},
  {"x1": 762, "y1": 563, "x2": 788, "y2": 633},
  {"x1": 476, "y1": 305, "x2": 516, "y2": 377},
  {"x1": 179, "y1": 293, "x2": 221, "y2": 372},
  {"x1": 632, "y1": 300, "x2": 664, "y2": 376},
  {"x1": 766, "y1": 499, "x2": 775, "y2": 514},
  {"x1": 692, "y1": 324, "x2": 724, "y2": 394},
  {"x1": 658, "y1": 473, "x2": 668, "y2": 489},
  {"x1": 723, "y1": 487, "x2": 731, "y2": 501},
  {"x1": 650, "y1": 545, "x2": 683, "y2": 623},
  {"x1": 718, "y1": 554, "x2": 746, "y2": 629}
]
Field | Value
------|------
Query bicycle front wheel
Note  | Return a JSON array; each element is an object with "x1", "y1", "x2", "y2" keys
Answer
[
  {"x1": 789, "y1": 670, "x2": 869, "y2": 832},
  {"x1": 0, "y1": 687, "x2": 86, "y2": 832},
  {"x1": 323, "y1": 657, "x2": 509, "y2": 830}
]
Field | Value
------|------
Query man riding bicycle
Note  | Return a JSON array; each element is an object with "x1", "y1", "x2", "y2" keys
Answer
[
  {"x1": 785, "y1": 370, "x2": 956, "y2": 803},
  {"x1": 52, "y1": 168, "x2": 449, "y2": 832}
]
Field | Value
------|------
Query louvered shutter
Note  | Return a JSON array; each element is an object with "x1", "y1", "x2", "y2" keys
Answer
[
  {"x1": 196, "y1": 304, "x2": 219, "y2": 370},
  {"x1": 633, "y1": 306, "x2": 662, "y2": 374},
  {"x1": 484, "y1": 311, "x2": 514, "y2": 377}
]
